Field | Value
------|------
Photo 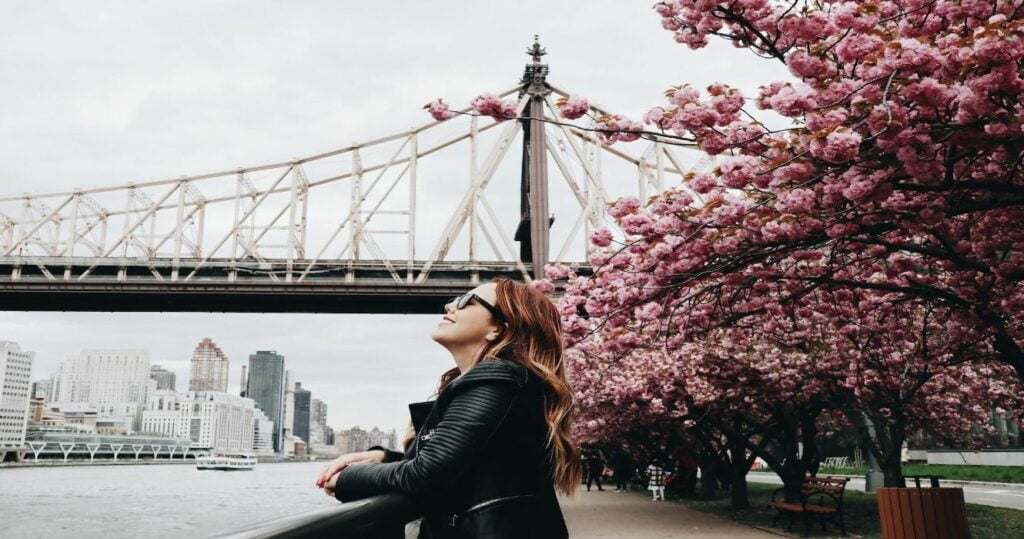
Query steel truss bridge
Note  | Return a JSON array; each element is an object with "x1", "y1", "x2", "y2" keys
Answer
[{"x1": 0, "y1": 40, "x2": 709, "y2": 313}]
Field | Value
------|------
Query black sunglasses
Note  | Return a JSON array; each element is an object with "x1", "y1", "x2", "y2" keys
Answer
[{"x1": 451, "y1": 293, "x2": 507, "y2": 324}]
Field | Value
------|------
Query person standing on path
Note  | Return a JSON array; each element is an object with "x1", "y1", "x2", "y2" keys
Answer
[
  {"x1": 608, "y1": 447, "x2": 632, "y2": 492},
  {"x1": 585, "y1": 449, "x2": 605, "y2": 491},
  {"x1": 646, "y1": 460, "x2": 666, "y2": 501}
]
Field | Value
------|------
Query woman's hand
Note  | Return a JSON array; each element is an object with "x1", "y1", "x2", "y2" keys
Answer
[{"x1": 315, "y1": 450, "x2": 386, "y2": 491}]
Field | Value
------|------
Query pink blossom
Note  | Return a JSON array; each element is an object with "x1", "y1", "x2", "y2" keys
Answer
[
  {"x1": 530, "y1": 279, "x2": 555, "y2": 294},
  {"x1": 787, "y1": 50, "x2": 835, "y2": 79},
  {"x1": 835, "y1": 34, "x2": 884, "y2": 63},
  {"x1": 621, "y1": 213, "x2": 655, "y2": 235},
  {"x1": 778, "y1": 188, "x2": 816, "y2": 213},
  {"x1": 470, "y1": 93, "x2": 518, "y2": 121},
  {"x1": 767, "y1": 84, "x2": 816, "y2": 116},
  {"x1": 690, "y1": 173, "x2": 718, "y2": 194},
  {"x1": 423, "y1": 99, "x2": 454, "y2": 121},
  {"x1": 811, "y1": 129, "x2": 862, "y2": 163},
  {"x1": 557, "y1": 95, "x2": 590, "y2": 120},
  {"x1": 590, "y1": 228, "x2": 613, "y2": 247},
  {"x1": 608, "y1": 197, "x2": 641, "y2": 218},
  {"x1": 544, "y1": 264, "x2": 572, "y2": 281},
  {"x1": 668, "y1": 85, "x2": 700, "y2": 106},
  {"x1": 595, "y1": 115, "x2": 644, "y2": 144},
  {"x1": 717, "y1": 156, "x2": 760, "y2": 189}
]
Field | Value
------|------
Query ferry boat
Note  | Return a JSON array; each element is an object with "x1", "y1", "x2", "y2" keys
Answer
[{"x1": 195, "y1": 454, "x2": 257, "y2": 471}]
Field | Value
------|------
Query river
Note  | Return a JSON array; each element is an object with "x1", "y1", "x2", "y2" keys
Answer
[{"x1": 0, "y1": 462, "x2": 338, "y2": 538}]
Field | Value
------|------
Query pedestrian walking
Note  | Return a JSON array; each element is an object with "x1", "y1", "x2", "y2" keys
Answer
[
  {"x1": 585, "y1": 449, "x2": 605, "y2": 491},
  {"x1": 646, "y1": 461, "x2": 666, "y2": 501},
  {"x1": 607, "y1": 447, "x2": 631, "y2": 492}
]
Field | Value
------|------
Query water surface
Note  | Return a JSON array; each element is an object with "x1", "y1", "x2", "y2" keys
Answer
[{"x1": 0, "y1": 462, "x2": 336, "y2": 538}]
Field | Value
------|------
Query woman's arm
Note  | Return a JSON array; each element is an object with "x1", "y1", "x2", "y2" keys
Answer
[
  {"x1": 367, "y1": 445, "x2": 404, "y2": 463},
  {"x1": 333, "y1": 362, "x2": 523, "y2": 501}
]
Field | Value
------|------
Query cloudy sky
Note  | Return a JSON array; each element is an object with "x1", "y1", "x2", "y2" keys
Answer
[{"x1": 0, "y1": 1, "x2": 787, "y2": 438}]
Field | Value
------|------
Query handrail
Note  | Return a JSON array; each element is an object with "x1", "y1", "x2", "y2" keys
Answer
[{"x1": 217, "y1": 494, "x2": 421, "y2": 539}]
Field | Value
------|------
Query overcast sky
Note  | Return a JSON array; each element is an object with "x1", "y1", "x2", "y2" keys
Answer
[{"x1": 0, "y1": 1, "x2": 787, "y2": 438}]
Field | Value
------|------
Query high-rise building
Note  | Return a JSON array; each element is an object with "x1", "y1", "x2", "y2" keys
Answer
[
  {"x1": 310, "y1": 398, "x2": 328, "y2": 445},
  {"x1": 293, "y1": 383, "x2": 311, "y2": 445},
  {"x1": 311, "y1": 399, "x2": 328, "y2": 429},
  {"x1": 252, "y1": 408, "x2": 274, "y2": 454},
  {"x1": 52, "y1": 349, "x2": 150, "y2": 431},
  {"x1": 141, "y1": 390, "x2": 255, "y2": 453},
  {"x1": 246, "y1": 351, "x2": 285, "y2": 452},
  {"x1": 30, "y1": 378, "x2": 53, "y2": 401},
  {"x1": 0, "y1": 342, "x2": 34, "y2": 457},
  {"x1": 335, "y1": 426, "x2": 370, "y2": 454},
  {"x1": 283, "y1": 370, "x2": 295, "y2": 442},
  {"x1": 239, "y1": 365, "x2": 248, "y2": 397},
  {"x1": 189, "y1": 338, "x2": 228, "y2": 392},
  {"x1": 323, "y1": 425, "x2": 335, "y2": 446},
  {"x1": 368, "y1": 426, "x2": 398, "y2": 450},
  {"x1": 149, "y1": 365, "x2": 176, "y2": 391}
]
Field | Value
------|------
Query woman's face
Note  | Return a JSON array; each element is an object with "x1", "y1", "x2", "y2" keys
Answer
[{"x1": 431, "y1": 282, "x2": 504, "y2": 349}]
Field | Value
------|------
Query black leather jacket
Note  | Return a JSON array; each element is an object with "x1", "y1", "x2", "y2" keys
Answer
[{"x1": 334, "y1": 358, "x2": 569, "y2": 538}]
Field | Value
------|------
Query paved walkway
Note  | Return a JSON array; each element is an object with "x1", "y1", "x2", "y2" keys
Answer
[{"x1": 560, "y1": 489, "x2": 775, "y2": 538}]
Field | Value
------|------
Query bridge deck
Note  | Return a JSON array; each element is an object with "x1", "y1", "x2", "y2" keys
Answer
[
  {"x1": 0, "y1": 258, "x2": 582, "y2": 313},
  {"x1": 560, "y1": 489, "x2": 774, "y2": 538}
]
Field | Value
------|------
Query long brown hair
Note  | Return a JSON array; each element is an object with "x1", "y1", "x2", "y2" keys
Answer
[{"x1": 433, "y1": 278, "x2": 581, "y2": 495}]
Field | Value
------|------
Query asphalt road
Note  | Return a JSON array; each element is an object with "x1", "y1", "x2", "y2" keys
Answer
[{"x1": 746, "y1": 472, "x2": 1024, "y2": 511}]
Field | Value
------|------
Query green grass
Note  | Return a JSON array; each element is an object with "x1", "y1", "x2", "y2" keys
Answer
[
  {"x1": 671, "y1": 482, "x2": 1024, "y2": 538},
  {"x1": 810, "y1": 464, "x2": 1024, "y2": 484}
]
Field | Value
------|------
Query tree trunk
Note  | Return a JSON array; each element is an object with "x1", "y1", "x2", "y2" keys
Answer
[
  {"x1": 879, "y1": 424, "x2": 906, "y2": 488},
  {"x1": 698, "y1": 453, "x2": 718, "y2": 500},
  {"x1": 881, "y1": 452, "x2": 905, "y2": 487},
  {"x1": 728, "y1": 437, "x2": 750, "y2": 509},
  {"x1": 779, "y1": 457, "x2": 806, "y2": 503}
]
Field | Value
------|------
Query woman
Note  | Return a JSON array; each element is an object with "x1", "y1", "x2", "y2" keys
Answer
[{"x1": 315, "y1": 278, "x2": 580, "y2": 538}]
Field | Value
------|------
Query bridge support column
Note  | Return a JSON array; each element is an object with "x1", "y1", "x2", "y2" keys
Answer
[{"x1": 515, "y1": 37, "x2": 551, "y2": 280}]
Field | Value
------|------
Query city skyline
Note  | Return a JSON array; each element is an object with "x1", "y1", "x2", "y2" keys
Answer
[{"x1": 12, "y1": 313, "x2": 453, "y2": 438}]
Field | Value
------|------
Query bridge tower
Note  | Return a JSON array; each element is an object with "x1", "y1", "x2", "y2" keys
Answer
[{"x1": 515, "y1": 36, "x2": 552, "y2": 279}]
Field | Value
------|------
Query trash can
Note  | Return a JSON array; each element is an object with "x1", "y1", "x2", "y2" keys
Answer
[{"x1": 877, "y1": 487, "x2": 969, "y2": 538}]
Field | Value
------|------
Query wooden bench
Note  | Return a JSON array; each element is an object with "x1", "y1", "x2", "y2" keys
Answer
[
  {"x1": 902, "y1": 474, "x2": 945, "y2": 488},
  {"x1": 767, "y1": 475, "x2": 849, "y2": 536}
]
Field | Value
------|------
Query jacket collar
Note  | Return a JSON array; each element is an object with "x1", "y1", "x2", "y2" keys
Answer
[{"x1": 408, "y1": 400, "x2": 435, "y2": 432}]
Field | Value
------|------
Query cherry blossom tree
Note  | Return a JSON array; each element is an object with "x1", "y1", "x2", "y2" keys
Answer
[
  {"x1": 816, "y1": 287, "x2": 1024, "y2": 486},
  {"x1": 433, "y1": 1, "x2": 1024, "y2": 380},
  {"x1": 429, "y1": 0, "x2": 1024, "y2": 499}
]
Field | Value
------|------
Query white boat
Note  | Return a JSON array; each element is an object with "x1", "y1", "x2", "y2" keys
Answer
[{"x1": 195, "y1": 454, "x2": 257, "y2": 471}]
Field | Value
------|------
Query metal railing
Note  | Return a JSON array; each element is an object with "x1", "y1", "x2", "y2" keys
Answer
[{"x1": 217, "y1": 494, "x2": 421, "y2": 539}]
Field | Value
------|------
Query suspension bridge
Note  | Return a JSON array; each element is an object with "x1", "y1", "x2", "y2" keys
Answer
[{"x1": 0, "y1": 40, "x2": 708, "y2": 314}]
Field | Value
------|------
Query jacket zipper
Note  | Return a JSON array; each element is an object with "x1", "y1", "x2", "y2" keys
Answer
[{"x1": 448, "y1": 494, "x2": 533, "y2": 527}]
